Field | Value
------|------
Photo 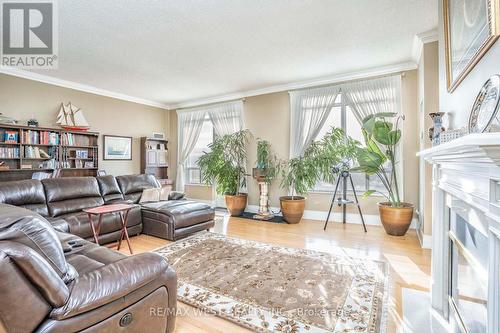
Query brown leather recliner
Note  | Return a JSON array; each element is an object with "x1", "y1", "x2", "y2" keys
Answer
[{"x1": 0, "y1": 204, "x2": 177, "y2": 333}]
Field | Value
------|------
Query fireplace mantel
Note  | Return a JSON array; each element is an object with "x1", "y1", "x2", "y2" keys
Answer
[
  {"x1": 418, "y1": 132, "x2": 500, "y2": 333},
  {"x1": 418, "y1": 132, "x2": 500, "y2": 166}
]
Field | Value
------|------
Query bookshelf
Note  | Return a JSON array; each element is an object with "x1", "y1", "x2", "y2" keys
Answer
[
  {"x1": 141, "y1": 137, "x2": 168, "y2": 180},
  {"x1": 0, "y1": 123, "x2": 99, "y2": 181}
]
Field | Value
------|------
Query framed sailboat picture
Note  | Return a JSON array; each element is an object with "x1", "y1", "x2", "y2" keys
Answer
[
  {"x1": 444, "y1": 0, "x2": 500, "y2": 92},
  {"x1": 103, "y1": 135, "x2": 132, "y2": 160}
]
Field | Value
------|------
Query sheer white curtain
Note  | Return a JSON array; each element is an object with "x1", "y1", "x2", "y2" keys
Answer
[
  {"x1": 289, "y1": 85, "x2": 341, "y2": 158},
  {"x1": 176, "y1": 109, "x2": 206, "y2": 191},
  {"x1": 341, "y1": 75, "x2": 402, "y2": 124},
  {"x1": 342, "y1": 74, "x2": 403, "y2": 198},
  {"x1": 207, "y1": 100, "x2": 244, "y2": 136}
]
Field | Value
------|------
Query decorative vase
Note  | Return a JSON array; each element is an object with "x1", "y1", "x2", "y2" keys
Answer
[
  {"x1": 428, "y1": 112, "x2": 445, "y2": 145},
  {"x1": 225, "y1": 193, "x2": 247, "y2": 216},
  {"x1": 378, "y1": 202, "x2": 414, "y2": 236},
  {"x1": 279, "y1": 196, "x2": 306, "y2": 224}
]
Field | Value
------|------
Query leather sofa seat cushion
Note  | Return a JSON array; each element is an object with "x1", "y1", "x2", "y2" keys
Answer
[
  {"x1": 0, "y1": 204, "x2": 77, "y2": 283},
  {"x1": 0, "y1": 179, "x2": 49, "y2": 216},
  {"x1": 142, "y1": 200, "x2": 215, "y2": 229},
  {"x1": 97, "y1": 175, "x2": 125, "y2": 203},
  {"x1": 57, "y1": 205, "x2": 142, "y2": 239},
  {"x1": 57, "y1": 232, "x2": 126, "y2": 275},
  {"x1": 116, "y1": 174, "x2": 159, "y2": 203}
]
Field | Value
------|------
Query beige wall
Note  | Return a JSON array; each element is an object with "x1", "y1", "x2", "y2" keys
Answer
[
  {"x1": 417, "y1": 41, "x2": 439, "y2": 237},
  {"x1": 0, "y1": 74, "x2": 170, "y2": 176},
  {"x1": 178, "y1": 70, "x2": 420, "y2": 218}
]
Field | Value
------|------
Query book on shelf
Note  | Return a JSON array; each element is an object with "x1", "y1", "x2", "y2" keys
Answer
[
  {"x1": 0, "y1": 147, "x2": 20, "y2": 158},
  {"x1": 22, "y1": 130, "x2": 60, "y2": 145},
  {"x1": 62, "y1": 132, "x2": 93, "y2": 146},
  {"x1": 4, "y1": 131, "x2": 19, "y2": 144}
]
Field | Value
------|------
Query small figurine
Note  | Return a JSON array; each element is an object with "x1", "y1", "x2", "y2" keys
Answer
[{"x1": 27, "y1": 118, "x2": 39, "y2": 127}]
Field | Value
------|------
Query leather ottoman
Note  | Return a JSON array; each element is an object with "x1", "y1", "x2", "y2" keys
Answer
[{"x1": 141, "y1": 200, "x2": 215, "y2": 241}]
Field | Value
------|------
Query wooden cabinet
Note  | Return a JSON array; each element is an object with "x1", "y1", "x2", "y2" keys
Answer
[{"x1": 141, "y1": 137, "x2": 168, "y2": 179}]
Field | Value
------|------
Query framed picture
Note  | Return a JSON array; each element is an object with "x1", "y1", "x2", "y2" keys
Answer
[
  {"x1": 444, "y1": 0, "x2": 500, "y2": 92},
  {"x1": 103, "y1": 135, "x2": 132, "y2": 160}
]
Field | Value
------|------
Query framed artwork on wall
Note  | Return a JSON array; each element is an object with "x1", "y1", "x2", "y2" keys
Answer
[
  {"x1": 444, "y1": 0, "x2": 500, "y2": 92},
  {"x1": 103, "y1": 135, "x2": 132, "y2": 160}
]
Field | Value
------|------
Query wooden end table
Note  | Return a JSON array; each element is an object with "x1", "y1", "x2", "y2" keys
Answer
[{"x1": 83, "y1": 204, "x2": 134, "y2": 254}]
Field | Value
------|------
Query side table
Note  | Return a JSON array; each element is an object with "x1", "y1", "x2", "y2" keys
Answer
[{"x1": 83, "y1": 203, "x2": 134, "y2": 254}]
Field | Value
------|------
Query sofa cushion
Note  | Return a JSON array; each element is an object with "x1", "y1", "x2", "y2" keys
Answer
[
  {"x1": 96, "y1": 175, "x2": 124, "y2": 203},
  {"x1": 0, "y1": 179, "x2": 48, "y2": 216},
  {"x1": 116, "y1": 174, "x2": 159, "y2": 203},
  {"x1": 141, "y1": 200, "x2": 215, "y2": 229},
  {"x1": 57, "y1": 205, "x2": 142, "y2": 240},
  {"x1": 42, "y1": 177, "x2": 104, "y2": 217}
]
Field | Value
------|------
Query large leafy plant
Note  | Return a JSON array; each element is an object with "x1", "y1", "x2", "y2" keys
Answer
[
  {"x1": 280, "y1": 127, "x2": 359, "y2": 199},
  {"x1": 255, "y1": 139, "x2": 280, "y2": 183},
  {"x1": 198, "y1": 129, "x2": 251, "y2": 196},
  {"x1": 354, "y1": 112, "x2": 403, "y2": 206}
]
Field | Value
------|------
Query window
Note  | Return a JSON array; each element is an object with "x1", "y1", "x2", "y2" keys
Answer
[
  {"x1": 313, "y1": 93, "x2": 390, "y2": 195},
  {"x1": 185, "y1": 114, "x2": 214, "y2": 184}
]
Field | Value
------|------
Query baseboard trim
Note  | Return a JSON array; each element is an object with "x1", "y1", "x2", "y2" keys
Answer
[
  {"x1": 246, "y1": 204, "x2": 417, "y2": 228},
  {"x1": 417, "y1": 229, "x2": 432, "y2": 249}
]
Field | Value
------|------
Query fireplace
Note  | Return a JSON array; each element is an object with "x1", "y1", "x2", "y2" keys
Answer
[
  {"x1": 419, "y1": 133, "x2": 500, "y2": 333},
  {"x1": 448, "y1": 206, "x2": 488, "y2": 332}
]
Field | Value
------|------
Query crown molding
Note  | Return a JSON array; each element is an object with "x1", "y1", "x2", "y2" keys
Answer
[
  {"x1": 412, "y1": 29, "x2": 439, "y2": 64},
  {"x1": 171, "y1": 61, "x2": 417, "y2": 109},
  {"x1": 0, "y1": 67, "x2": 171, "y2": 110}
]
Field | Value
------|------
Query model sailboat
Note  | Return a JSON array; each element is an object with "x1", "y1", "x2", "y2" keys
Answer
[{"x1": 56, "y1": 102, "x2": 90, "y2": 131}]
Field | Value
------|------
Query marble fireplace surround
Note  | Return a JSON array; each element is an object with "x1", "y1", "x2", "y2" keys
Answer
[{"x1": 419, "y1": 133, "x2": 500, "y2": 332}]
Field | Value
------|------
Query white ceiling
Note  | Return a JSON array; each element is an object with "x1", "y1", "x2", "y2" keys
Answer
[{"x1": 28, "y1": 0, "x2": 437, "y2": 108}]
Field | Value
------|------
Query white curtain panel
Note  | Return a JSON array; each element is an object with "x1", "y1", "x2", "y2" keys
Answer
[
  {"x1": 207, "y1": 100, "x2": 244, "y2": 136},
  {"x1": 176, "y1": 109, "x2": 206, "y2": 191},
  {"x1": 342, "y1": 74, "x2": 403, "y2": 198},
  {"x1": 341, "y1": 74, "x2": 402, "y2": 124},
  {"x1": 289, "y1": 85, "x2": 341, "y2": 158}
]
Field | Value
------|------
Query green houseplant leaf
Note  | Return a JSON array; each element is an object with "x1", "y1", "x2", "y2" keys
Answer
[{"x1": 198, "y1": 129, "x2": 251, "y2": 196}]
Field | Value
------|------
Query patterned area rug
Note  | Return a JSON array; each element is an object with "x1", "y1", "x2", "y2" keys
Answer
[{"x1": 154, "y1": 232, "x2": 388, "y2": 333}]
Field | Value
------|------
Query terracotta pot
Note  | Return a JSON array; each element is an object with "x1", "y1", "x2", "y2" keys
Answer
[
  {"x1": 378, "y1": 202, "x2": 414, "y2": 236},
  {"x1": 280, "y1": 196, "x2": 306, "y2": 224},
  {"x1": 225, "y1": 193, "x2": 247, "y2": 216}
]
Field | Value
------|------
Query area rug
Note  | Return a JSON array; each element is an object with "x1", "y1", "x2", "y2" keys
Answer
[{"x1": 154, "y1": 232, "x2": 389, "y2": 333}]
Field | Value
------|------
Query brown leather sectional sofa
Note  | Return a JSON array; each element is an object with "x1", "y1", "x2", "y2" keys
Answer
[
  {"x1": 0, "y1": 174, "x2": 216, "y2": 332},
  {"x1": 0, "y1": 174, "x2": 216, "y2": 243},
  {"x1": 0, "y1": 203, "x2": 177, "y2": 333}
]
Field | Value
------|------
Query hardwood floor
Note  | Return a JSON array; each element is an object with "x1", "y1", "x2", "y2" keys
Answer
[{"x1": 118, "y1": 216, "x2": 431, "y2": 333}]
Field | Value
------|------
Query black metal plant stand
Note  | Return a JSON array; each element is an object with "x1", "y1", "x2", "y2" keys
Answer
[{"x1": 323, "y1": 169, "x2": 367, "y2": 232}]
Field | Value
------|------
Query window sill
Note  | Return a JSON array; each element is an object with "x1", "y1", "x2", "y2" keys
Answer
[{"x1": 308, "y1": 189, "x2": 387, "y2": 198}]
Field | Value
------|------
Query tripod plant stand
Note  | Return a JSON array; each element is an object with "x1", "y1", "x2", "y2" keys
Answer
[{"x1": 323, "y1": 169, "x2": 367, "y2": 232}]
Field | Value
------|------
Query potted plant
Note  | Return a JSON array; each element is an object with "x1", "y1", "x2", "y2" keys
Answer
[
  {"x1": 354, "y1": 112, "x2": 413, "y2": 236},
  {"x1": 279, "y1": 127, "x2": 358, "y2": 224},
  {"x1": 198, "y1": 129, "x2": 251, "y2": 216},
  {"x1": 253, "y1": 139, "x2": 280, "y2": 182}
]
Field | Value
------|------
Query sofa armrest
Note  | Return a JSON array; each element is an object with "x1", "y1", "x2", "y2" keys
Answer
[{"x1": 50, "y1": 252, "x2": 171, "y2": 320}]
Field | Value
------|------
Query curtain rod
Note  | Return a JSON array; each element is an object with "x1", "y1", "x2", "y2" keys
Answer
[{"x1": 287, "y1": 72, "x2": 405, "y2": 94}]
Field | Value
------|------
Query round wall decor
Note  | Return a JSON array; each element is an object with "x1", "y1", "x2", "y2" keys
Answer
[{"x1": 468, "y1": 75, "x2": 500, "y2": 133}]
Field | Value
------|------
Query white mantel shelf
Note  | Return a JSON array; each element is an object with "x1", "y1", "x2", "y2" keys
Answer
[{"x1": 417, "y1": 132, "x2": 500, "y2": 166}]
